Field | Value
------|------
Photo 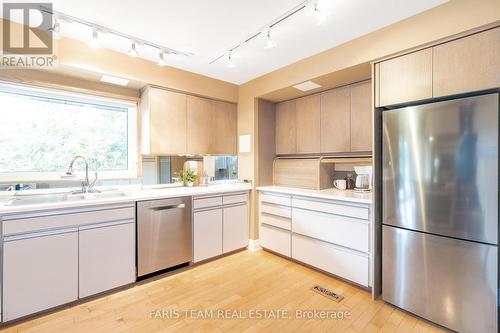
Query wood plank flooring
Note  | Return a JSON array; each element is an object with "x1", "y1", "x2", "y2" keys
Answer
[{"x1": 1, "y1": 250, "x2": 449, "y2": 333}]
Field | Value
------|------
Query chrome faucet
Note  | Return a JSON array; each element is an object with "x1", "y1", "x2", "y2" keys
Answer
[{"x1": 66, "y1": 156, "x2": 98, "y2": 193}]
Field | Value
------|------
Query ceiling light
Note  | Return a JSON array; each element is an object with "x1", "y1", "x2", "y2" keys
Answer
[
  {"x1": 88, "y1": 28, "x2": 99, "y2": 48},
  {"x1": 128, "y1": 41, "x2": 139, "y2": 57},
  {"x1": 158, "y1": 51, "x2": 167, "y2": 66},
  {"x1": 264, "y1": 29, "x2": 277, "y2": 49},
  {"x1": 314, "y1": 1, "x2": 330, "y2": 26},
  {"x1": 100, "y1": 75, "x2": 129, "y2": 86},
  {"x1": 50, "y1": 19, "x2": 61, "y2": 39},
  {"x1": 226, "y1": 52, "x2": 235, "y2": 69},
  {"x1": 293, "y1": 81, "x2": 322, "y2": 91}
]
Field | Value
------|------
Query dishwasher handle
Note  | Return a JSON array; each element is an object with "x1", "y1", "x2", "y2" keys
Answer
[{"x1": 150, "y1": 203, "x2": 186, "y2": 211}]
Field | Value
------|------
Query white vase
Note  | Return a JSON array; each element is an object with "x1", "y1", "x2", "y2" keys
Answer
[{"x1": 187, "y1": 181, "x2": 194, "y2": 187}]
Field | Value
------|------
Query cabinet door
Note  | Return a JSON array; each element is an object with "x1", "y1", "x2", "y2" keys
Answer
[
  {"x1": 295, "y1": 94, "x2": 321, "y2": 154},
  {"x1": 433, "y1": 27, "x2": 500, "y2": 97},
  {"x1": 320, "y1": 86, "x2": 350, "y2": 153},
  {"x1": 79, "y1": 222, "x2": 136, "y2": 298},
  {"x1": 149, "y1": 88, "x2": 187, "y2": 154},
  {"x1": 193, "y1": 208, "x2": 223, "y2": 262},
  {"x1": 378, "y1": 48, "x2": 432, "y2": 106},
  {"x1": 350, "y1": 80, "x2": 372, "y2": 152},
  {"x1": 187, "y1": 95, "x2": 213, "y2": 155},
  {"x1": 275, "y1": 100, "x2": 296, "y2": 154},
  {"x1": 3, "y1": 229, "x2": 78, "y2": 321},
  {"x1": 223, "y1": 204, "x2": 248, "y2": 253},
  {"x1": 213, "y1": 100, "x2": 237, "y2": 155}
]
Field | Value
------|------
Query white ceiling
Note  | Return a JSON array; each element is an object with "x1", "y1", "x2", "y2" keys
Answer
[{"x1": 18, "y1": 0, "x2": 448, "y2": 84}]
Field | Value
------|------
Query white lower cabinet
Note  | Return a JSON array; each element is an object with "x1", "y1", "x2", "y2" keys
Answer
[
  {"x1": 260, "y1": 224, "x2": 291, "y2": 257},
  {"x1": 193, "y1": 192, "x2": 249, "y2": 263},
  {"x1": 223, "y1": 203, "x2": 248, "y2": 253},
  {"x1": 79, "y1": 221, "x2": 136, "y2": 298},
  {"x1": 194, "y1": 208, "x2": 223, "y2": 262},
  {"x1": 3, "y1": 229, "x2": 79, "y2": 321},
  {"x1": 292, "y1": 234, "x2": 369, "y2": 287}
]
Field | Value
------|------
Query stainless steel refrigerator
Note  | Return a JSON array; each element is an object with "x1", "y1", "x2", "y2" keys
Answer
[{"x1": 382, "y1": 93, "x2": 499, "y2": 333}]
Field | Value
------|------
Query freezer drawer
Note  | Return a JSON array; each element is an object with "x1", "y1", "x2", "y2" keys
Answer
[{"x1": 382, "y1": 226, "x2": 497, "y2": 333}]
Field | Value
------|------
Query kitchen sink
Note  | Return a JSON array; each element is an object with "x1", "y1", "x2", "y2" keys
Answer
[{"x1": 4, "y1": 191, "x2": 127, "y2": 206}]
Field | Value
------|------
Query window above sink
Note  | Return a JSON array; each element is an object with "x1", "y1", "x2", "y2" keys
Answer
[{"x1": 0, "y1": 81, "x2": 138, "y2": 182}]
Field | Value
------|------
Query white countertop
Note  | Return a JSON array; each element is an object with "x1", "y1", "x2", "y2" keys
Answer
[
  {"x1": 256, "y1": 186, "x2": 372, "y2": 204},
  {"x1": 0, "y1": 183, "x2": 252, "y2": 215}
]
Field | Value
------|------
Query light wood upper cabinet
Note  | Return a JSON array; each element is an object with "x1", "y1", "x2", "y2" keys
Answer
[
  {"x1": 276, "y1": 100, "x2": 297, "y2": 154},
  {"x1": 350, "y1": 80, "x2": 372, "y2": 152},
  {"x1": 433, "y1": 27, "x2": 500, "y2": 97},
  {"x1": 378, "y1": 48, "x2": 433, "y2": 106},
  {"x1": 320, "y1": 86, "x2": 351, "y2": 153},
  {"x1": 141, "y1": 87, "x2": 187, "y2": 155},
  {"x1": 187, "y1": 95, "x2": 214, "y2": 155},
  {"x1": 141, "y1": 87, "x2": 237, "y2": 156},
  {"x1": 295, "y1": 94, "x2": 321, "y2": 154},
  {"x1": 212, "y1": 100, "x2": 237, "y2": 155}
]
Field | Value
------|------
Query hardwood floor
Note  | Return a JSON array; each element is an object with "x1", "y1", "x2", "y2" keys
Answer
[{"x1": 1, "y1": 250, "x2": 448, "y2": 333}]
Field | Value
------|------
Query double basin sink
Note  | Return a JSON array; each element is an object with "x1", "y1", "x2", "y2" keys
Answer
[{"x1": 4, "y1": 190, "x2": 127, "y2": 206}]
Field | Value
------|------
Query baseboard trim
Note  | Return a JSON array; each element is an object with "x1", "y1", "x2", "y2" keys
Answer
[{"x1": 247, "y1": 239, "x2": 262, "y2": 252}]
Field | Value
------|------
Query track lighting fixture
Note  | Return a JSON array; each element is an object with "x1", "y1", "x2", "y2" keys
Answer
[
  {"x1": 158, "y1": 51, "x2": 167, "y2": 66},
  {"x1": 264, "y1": 29, "x2": 277, "y2": 49},
  {"x1": 88, "y1": 28, "x2": 99, "y2": 48},
  {"x1": 128, "y1": 41, "x2": 139, "y2": 57},
  {"x1": 226, "y1": 52, "x2": 235, "y2": 69}
]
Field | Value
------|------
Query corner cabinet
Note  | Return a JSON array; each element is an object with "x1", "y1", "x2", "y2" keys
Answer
[
  {"x1": 375, "y1": 27, "x2": 500, "y2": 107},
  {"x1": 141, "y1": 86, "x2": 237, "y2": 156},
  {"x1": 1, "y1": 203, "x2": 136, "y2": 322}
]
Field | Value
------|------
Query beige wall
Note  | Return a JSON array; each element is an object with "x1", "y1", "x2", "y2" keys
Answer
[{"x1": 239, "y1": 0, "x2": 500, "y2": 239}]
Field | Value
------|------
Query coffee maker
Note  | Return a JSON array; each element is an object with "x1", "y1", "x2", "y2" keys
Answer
[{"x1": 354, "y1": 165, "x2": 372, "y2": 192}]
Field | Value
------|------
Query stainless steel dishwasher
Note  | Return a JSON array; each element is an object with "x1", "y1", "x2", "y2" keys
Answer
[{"x1": 137, "y1": 197, "x2": 192, "y2": 277}]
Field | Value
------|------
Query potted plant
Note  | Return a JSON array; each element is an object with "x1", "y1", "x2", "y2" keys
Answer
[{"x1": 178, "y1": 170, "x2": 197, "y2": 187}]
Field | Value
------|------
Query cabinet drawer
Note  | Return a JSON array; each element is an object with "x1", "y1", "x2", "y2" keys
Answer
[
  {"x1": 293, "y1": 208, "x2": 369, "y2": 252},
  {"x1": 3, "y1": 205, "x2": 135, "y2": 236},
  {"x1": 193, "y1": 196, "x2": 222, "y2": 210},
  {"x1": 292, "y1": 197, "x2": 369, "y2": 220},
  {"x1": 260, "y1": 224, "x2": 291, "y2": 257},
  {"x1": 223, "y1": 193, "x2": 248, "y2": 205},
  {"x1": 260, "y1": 193, "x2": 291, "y2": 206},
  {"x1": 260, "y1": 212, "x2": 291, "y2": 230},
  {"x1": 292, "y1": 234, "x2": 369, "y2": 287},
  {"x1": 260, "y1": 202, "x2": 292, "y2": 218}
]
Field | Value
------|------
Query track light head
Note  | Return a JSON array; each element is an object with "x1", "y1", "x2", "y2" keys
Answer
[
  {"x1": 264, "y1": 29, "x2": 277, "y2": 49},
  {"x1": 314, "y1": 1, "x2": 329, "y2": 25},
  {"x1": 50, "y1": 19, "x2": 61, "y2": 39},
  {"x1": 88, "y1": 28, "x2": 99, "y2": 48},
  {"x1": 128, "y1": 41, "x2": 139, "y2": 57},
  {"x1": 158, "y1": 51, "x2": 167, "y2": 66},
  {"x1": 226, "y1": 52, "x2": 235, "y2": 69}
]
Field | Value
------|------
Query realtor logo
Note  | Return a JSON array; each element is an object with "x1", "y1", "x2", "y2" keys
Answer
[
  {"x1": 2, "y1": 3, "x2": 53, "y2": 54},
  {"x1": 1, "y1": 2, "x2": 56, "y2": 68}
]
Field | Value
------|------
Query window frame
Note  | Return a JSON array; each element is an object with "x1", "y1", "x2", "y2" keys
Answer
[{"x1": 0, "y1": 81, "x2": 139, "y2": 182}]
